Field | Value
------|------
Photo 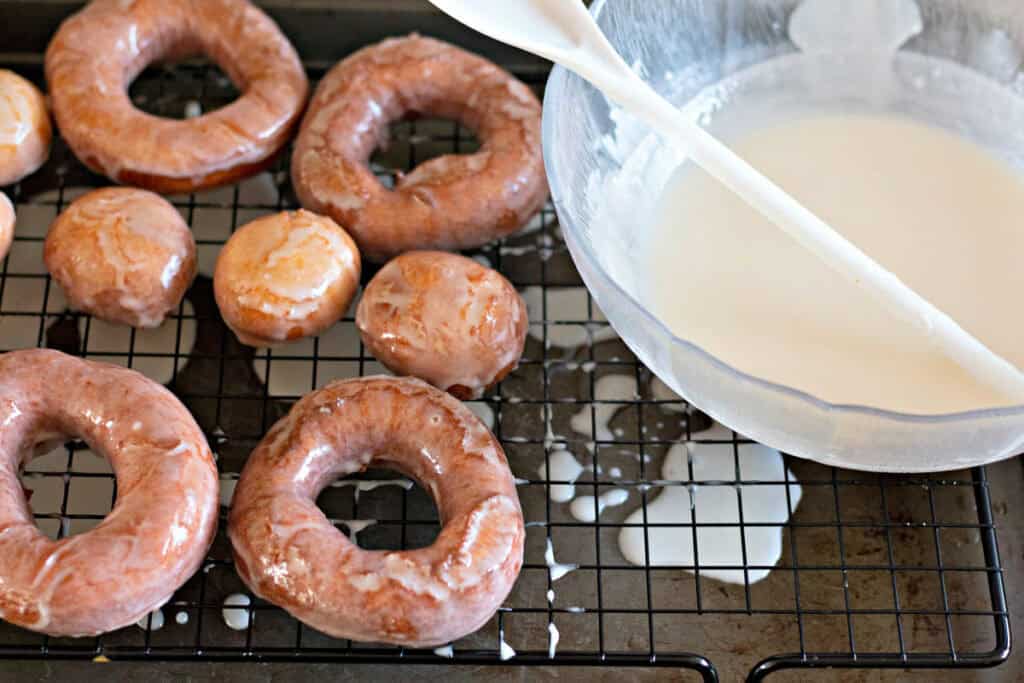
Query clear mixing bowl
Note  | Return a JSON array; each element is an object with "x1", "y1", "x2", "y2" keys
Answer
[{"x1": 542, "y1": 0, "x2": 1024, "y2": 472}]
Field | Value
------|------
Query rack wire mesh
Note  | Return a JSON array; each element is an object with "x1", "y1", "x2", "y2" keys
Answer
[{"x1": 0, "y1": 57, "x2": 1011, "y2": 682}]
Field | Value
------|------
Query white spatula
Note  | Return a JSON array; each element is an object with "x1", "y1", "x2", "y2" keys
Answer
[{"x1": 428, "y1": 0, "x2": 1024, "y2": 401}]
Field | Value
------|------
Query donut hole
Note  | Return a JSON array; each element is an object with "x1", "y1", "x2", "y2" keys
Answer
[
  {"x1": 315, "y1": 467, "x2": 441, "y2": 551},
  {"x1": 128, "y1": 58, "x2": 239, "y2": 121},
  {"x1": 20, "y1": 443, "x2": 115, "y2": 540},
  {"x1": 370, "y1": 118, "x2": 481, "y2": 188}
]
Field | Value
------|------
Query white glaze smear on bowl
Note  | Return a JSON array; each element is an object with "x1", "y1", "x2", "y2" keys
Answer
[{"x1": 618, "y1": 437, "x2": 802, "y2": 584}]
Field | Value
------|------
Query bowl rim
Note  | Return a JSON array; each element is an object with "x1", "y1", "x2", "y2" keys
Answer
[{"x1": 540, "y1": 0, "x2": 1024, "y2": 426}]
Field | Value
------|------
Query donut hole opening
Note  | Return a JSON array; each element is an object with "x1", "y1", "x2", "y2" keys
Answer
[
  {"x1": 20, "y1": 442, "x2": 115, "y2": 540},
  {"x1": 128, "y1": 58, "x2": 239, "y2": 121},
  {"x1": 315, "y1": 467, "x2": 441, "y2": 551},
  {"x1": 371, "y1": 118, "x2": 481, "y2": 189}
]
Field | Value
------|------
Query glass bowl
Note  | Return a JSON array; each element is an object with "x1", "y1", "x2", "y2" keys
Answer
[{"x1": 542, "y1": 0, "x2": 1024, "y2": 472}]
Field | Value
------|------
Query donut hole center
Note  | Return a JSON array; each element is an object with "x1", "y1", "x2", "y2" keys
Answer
[
  {"x1": 315, "y1": 467, "x2": 441, "y2": 551},
  {"x1": 20, "y1": 442, "x2": 115, "y2": 540},
  {"x1": 371, "y1": 118, "x2": 482, "y2": 189},
  {"x1": 128, "y1": 56, "x2": 239, "y2": 121}
]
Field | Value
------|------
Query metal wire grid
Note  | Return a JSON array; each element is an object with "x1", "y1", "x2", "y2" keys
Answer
[{"x1": 0, "y1": 61, "x2": 1011, "y2": 682}]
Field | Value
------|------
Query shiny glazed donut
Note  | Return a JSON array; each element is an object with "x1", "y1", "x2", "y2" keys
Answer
[
  {"x1": 229, "y1": 376, "x2": 524, "y2": 646},
  {"x1": 291, "y1": 35, "x2": 548, "y2": 263},
  {"x1": 44, "y1": 188, "x2": 197, "y2": 328},
  {"x1": 45, "y1": 0, "x2": 308, "y2": 193},
  {"x1": 0, "y1": 193, "x2": 13, "y2": 261},
  {"x1": 0, "y1": 69, "x2": 51, "y2": 186},
  {"x1": 0, "y1": 349, "x2": 218, "y2": 637},
  {"x1": 357, "y1": 251, "x2": 527, "y2": 399},
  {"x1": 213, "y1": 210, "x2": 361, "y2": 347}
]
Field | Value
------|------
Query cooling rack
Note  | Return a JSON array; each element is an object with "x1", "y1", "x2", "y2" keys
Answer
[{"x1": 0, "y1": 21, "x2": 1012, "y2": 683}]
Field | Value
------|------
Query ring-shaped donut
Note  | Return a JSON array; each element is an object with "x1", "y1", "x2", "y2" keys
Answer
[
  {"x1": 45, "y1": 0, "x2": 308, "y2": 194},
  {"x1": 0, "y1": 350, "x2": 218, "y2": 637},
  {"x1": 291, "y1": 35, "x2": 548, "y2": 263},
  {"x1": 228, "y1": 376, "x2": 524, "y2": 646}
]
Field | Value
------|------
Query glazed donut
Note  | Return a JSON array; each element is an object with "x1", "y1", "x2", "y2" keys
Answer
[
  {"x1": 44, "y1": 188, "x2": 197, "y2": 328},
  {"x1": 213, "y1": 210, "x2": 361, "y2": 347},
  {"x1": 45, "y1": 0, "x2": 308, "y2": 193},
  {"x1": 0, "y1": 193, "x2": 13, "y2": 261},
  {"x1": 357, "y1": 251, "x2": 527, "y2": 399},
  {"x1": 291, "y1": 35, "x2": 548, "y2": 263},
  {"x1": 0, "y1": 70, "x2": 51, "y2": 186},
  {"x1": 0, "y1": 349, "x2": 218, "y2": 637},
  {"x1": 229, "y1": 376, "x2": 524, "y2": 647}
]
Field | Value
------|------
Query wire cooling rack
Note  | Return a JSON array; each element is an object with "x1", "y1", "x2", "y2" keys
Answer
[{"x1": 0, "y1": 56, "x2": 1011, "y2": 682}]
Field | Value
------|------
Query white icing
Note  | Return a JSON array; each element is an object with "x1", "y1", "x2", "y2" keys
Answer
[
  {"x1": 222, "y1": 593, "x2": 252, "y2": 631},
  {"x1": 586, "y1": 0, "x2": 1024, "y2": 416},
  {"x1": 544, "y1": 538, "x2": 577, "y2": 582},
  {"x1": 499, "y1": 638, "x2": 516, "y2": 661},
  {"x1": 434, "y1": 645, "x2": 454, "y2": 658},
  {"x1": 570, "y1": 375, "x2": 638, "y2": 442},
  {"x1": 336, "y1": 518, "x2": 376, "y2": 541},
  {"x1": 618, "y1": 438, "x2": 802, "y2": 584},
  {"x1": 539, "y1": 448, "x2": 584, "y2": 503},
  {"x1": 332, "y1": 478, "x2": 414, "y2": 503},
  {"x1": 548, "y1": 622, "x2": 560, "y2": 659},
  {"x1": 175, "y1": 611, "x2": 189, "y2": 625},
  {"x1": 183, "y1": 100, "x2": 202, "y2": 119},
  {"x1": 569, "y1": 488, "x2": 629, "y2": 523},
  {"x1": 135, "y1": 608, "x2": 164, "y2": 631}
]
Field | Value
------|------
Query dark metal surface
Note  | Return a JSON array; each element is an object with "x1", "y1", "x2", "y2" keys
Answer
[{"x1": 0, "y1": 2, "x2": 1014, "y2": 680}]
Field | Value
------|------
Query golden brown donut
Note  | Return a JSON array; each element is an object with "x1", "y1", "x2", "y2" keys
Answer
[
  {"x1": 0, "y1": 69, "x2": 51, "y2": 186},
  {"x1": 291, "y1": 35, "x2": 548, "y2": 263},
  {"x1": 0, "y1": 349, "x2": 218, "y2": 637},
  {"x1": 357, "y1": 251, "x2": 527, "y2": 399},
  {"x1": 213, "y1": 210, "x2": 361, "y2": 347},
  {"x1": 0, "y1": 192, "x2": 13, "y2": 261},
  {"x1": 44, "y1": 187, "x2": 197, "y2": 328},
  {"x1": 229, "y1": 376, "x2": 524, "y2": 647},
  {"x1": 45, "y1": 0, "x2": 308, "y2": 194}
]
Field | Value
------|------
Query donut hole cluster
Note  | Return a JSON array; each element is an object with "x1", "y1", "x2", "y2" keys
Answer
[{"x1": 314, "y1": 466, "x2": 441, "y2": 551}]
